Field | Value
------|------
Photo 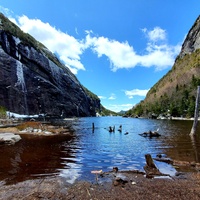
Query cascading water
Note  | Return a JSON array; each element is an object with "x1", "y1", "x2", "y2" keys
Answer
[{"x1": 15, "y1": 61, "x2": 29, "y2": 114}]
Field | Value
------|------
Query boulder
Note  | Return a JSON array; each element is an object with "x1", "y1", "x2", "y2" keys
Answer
[{"x1": 0, "y1": 133, "x2": 21, "y2": 145}]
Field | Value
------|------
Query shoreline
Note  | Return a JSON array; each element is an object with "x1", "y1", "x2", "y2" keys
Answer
[{"x1": 0, "y1": 170, "x2": 200, "y2": 199}]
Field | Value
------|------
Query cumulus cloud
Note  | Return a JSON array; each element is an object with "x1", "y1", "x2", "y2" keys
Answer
[
  {"x1": 142, "y1": 27, "x2": 166, "y2": 42},
  {"x1": 14, "y1": 15, "x2": 85, "y2": 74},
  {"x1": 125, "y1": 89, "x2": 149, "y2": 99},
  {"x1": 98, "y1": 95, "x2": 107, "y2": 99},
  {"x1": 106, "y1": 103, "x2": 134, "y2": 112},
  {"x1": 108, "y1": 93, "x2": 116, "y2": 100},
  {"x1": 4, "y1": 9, "x2": 181, "y2": 74},
  {"x1": 85, "y1": 27, "x2": 181, "y2": 72},
  {"x1": 0, "y1": 6, "x2": 13, "y2": 17}
]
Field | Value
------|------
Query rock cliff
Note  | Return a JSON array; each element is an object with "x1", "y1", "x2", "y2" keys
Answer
[
  {"x1": 179, "y1": 15, "x2": 200, "y2": 58},
  {"x1": 0, "y1": 13, "x2": 100, "y2": 117}
]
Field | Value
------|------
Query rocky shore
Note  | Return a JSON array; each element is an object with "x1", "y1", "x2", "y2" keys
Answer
[{"x1": 0, "y1": 170, "x2": 200, "y2": 200}]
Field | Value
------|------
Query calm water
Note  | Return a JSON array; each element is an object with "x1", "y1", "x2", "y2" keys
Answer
[{"x1": 1, "y1": 116, "x2": 200, "y2": 185}]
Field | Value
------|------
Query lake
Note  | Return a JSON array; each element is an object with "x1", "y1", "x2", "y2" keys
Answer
[{"x1": 0, "y1": 116, "x2": 200, "y2": 185}]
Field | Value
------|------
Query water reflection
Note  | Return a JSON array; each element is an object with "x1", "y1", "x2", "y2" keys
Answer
[
  {"x1": 156, "y1": 120, "x2": 200, "y2": 163},
  {"x1": 0, "y1": 134, "x2": 76, "y2": 185},
  {"x1": 0, "y1": 117, "x2": 200, "y2": 185}
]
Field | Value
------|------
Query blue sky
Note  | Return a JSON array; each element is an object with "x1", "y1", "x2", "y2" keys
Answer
[{"x1": 0, "y1": 1, "x2": 199, "y2": 112}]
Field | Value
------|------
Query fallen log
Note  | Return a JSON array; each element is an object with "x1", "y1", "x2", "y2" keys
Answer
[
  {"x1": 139, "y1": 130, "x2": 161, "y2": 138},
  {"x1": 154, "y1": 156, "x2": 200, "y2": 171},
  {"x1": 154, "y1": 157, "x2": 173, "y2": 164}
]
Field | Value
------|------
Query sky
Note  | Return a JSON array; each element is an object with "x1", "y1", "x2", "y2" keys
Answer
[{"x1": 0, "y1": 1, "x2": 199, "y2": 112}]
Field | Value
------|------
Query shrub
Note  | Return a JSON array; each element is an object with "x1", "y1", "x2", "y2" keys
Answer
[
  {"x1": 0, "y1": 106, "x2": 6, "y2": 118},
  {"x1": 16, "y1": 121, "x2": 42, "y2": 131}
]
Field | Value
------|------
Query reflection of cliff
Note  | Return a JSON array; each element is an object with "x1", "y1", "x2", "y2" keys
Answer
[
  {"x1": 0, "y1": 134, "x2": 77, "y2": 184},
  {"x1": 0, "y1": 13, "x2": 100, "y2": 117}
]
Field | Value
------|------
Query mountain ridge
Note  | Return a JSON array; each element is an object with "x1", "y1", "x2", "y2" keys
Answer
[{"x1": 127, "y1": 15, "x2": 200, "y2": 118}]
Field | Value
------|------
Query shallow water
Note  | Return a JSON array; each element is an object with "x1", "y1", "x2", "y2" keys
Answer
[{"x1": 0, "y1": 117, "x2": 200, "y2": 185}]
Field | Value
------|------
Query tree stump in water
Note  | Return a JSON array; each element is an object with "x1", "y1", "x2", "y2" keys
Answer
[{"x1": 144, "y1": 154, "x2": 162, "y2": 176}]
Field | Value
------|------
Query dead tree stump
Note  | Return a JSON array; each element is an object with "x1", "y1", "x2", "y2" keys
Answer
[{"x1": 144, "y1": 154, "x2": 161, "y2": 176}]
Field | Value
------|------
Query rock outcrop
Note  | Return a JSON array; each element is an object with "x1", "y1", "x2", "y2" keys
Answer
[
  {"x1": 179, "y1": 15, "x2": 200, "y2": 58},
  {"x1": 0, "y1": 133, "x2": 21, "y2": 145},
  {"x1": 0, "y1": 13, "x2": 100, "y2": 117}
]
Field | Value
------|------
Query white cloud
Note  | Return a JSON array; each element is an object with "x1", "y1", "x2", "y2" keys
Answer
[
  {"x1": 0, "y1": 6, "x2": 13, "y2": 17},
  {"x1": 85, "y1": 28, "x2": 181, "y2": 72},
  {"x1": 125, "y1": 89, "x2": 149, "y2": 99},
  {"x1": 4, "y1": 9, "x2": 181, "y2": 74},
  {"x1": 85, "y1": 34, "x2": 140, "y2": 71},
  {"x1": 143, "y1": 27, "x2": 167, "y2": 42},
  {"x1": 106, "y1": 103, "x2": 134, "y2": 112},
  {"x1": 98, "y1": 95, "x2": 107, "y2": 99},
  {"x1": 14, "y1": 15, "x2": 85, "y2": 74},
  {"x1": 108, "y1": 93, "x2": 116, "y2": 100}
]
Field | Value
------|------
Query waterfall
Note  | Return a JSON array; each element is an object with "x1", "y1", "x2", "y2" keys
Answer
[
  {"x1": 15, "y1": 61, "x2": 29, "y2": 114},
  {"x1": 15, "y1": 61, "x2": 26, "y2": 92}
]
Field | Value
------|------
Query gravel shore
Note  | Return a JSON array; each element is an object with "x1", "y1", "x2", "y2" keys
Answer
[{"x1": 0, "y1": 171, "x2": 200, "y2": 200}]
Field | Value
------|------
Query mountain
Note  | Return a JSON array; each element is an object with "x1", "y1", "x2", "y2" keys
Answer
[
  {"x1": 0, "y1": 13, "x2": 101, "y2": 118},
  {"x1": 100, "y1": 105, "x2": 117, "y2": 116},
  {"x1": 127, "y1": 15, "x2": 200, "y2": 118},
  {"x1": 117, "y1": 110, "x2": 126, "y2": 115}
]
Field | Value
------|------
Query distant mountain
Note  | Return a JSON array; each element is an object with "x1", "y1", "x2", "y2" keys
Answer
[
  {"x1": 0, "y1": 13, "x2": 101, "y2": 118},
  {"x1": 127, "y1": 15, "x2": 200, "y2": 118},
  {"x1": 100, "y1": 105, "x2": 117, "y2": 116},
  {"x1": 117, "y1": 110, "x2": 127, "y2": 115}
]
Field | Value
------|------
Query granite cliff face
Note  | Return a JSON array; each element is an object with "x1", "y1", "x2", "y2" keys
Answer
[
  {"x1": 179, "y1": 15, "x2": 200, "y2": 58},
  {"x1": 0, "y1": 13, "x2": 100, "y2": 117}
]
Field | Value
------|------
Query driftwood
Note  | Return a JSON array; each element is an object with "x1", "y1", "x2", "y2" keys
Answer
[
  {"x1": 154, "y1": 156, "x2": 200, "y2": 170},
  {"x1": 118, "y1": 125, "x2": 122, "y2": 132},
  {"x1": 139, "y1": 131, "x2": 161, "y2": 138},
  {"x1": 108, "y1": 126, "x2": 115, "y2": 133},
  {"x1": 154, "y1": 157, "x2": 173, "y2": 164},
  {"x1": 143, "y1": 154, "x2": 162, "y2": 176}
]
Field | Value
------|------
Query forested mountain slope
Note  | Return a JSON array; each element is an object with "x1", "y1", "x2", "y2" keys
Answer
[{"x1": 127, "y1": 15, "x2": 200, "y2": 118}]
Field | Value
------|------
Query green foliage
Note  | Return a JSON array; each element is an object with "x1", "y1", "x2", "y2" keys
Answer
[
  {"x1": 99, "y1": 105, "x2": 117, "y2": 116},
  {"x1": 126, "y1": 41, "x2": 200, "y2": 118},
  {"x1": 0, "y1": 13, "x2": 45, "y2": 50},
  {"x1": 0, "y1": 106, "x2": 6, "y2": 118},
  {"x1": 192, "y1": 75, "x2": 200, "y2": 87},
  {"x1": 82, "y1": 85, "x2": 99, "y2": 101}
]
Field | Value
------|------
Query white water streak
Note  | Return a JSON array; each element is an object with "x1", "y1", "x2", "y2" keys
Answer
[{"x1": 15, "y1": 61, "x2": 27, "y2": 92}]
